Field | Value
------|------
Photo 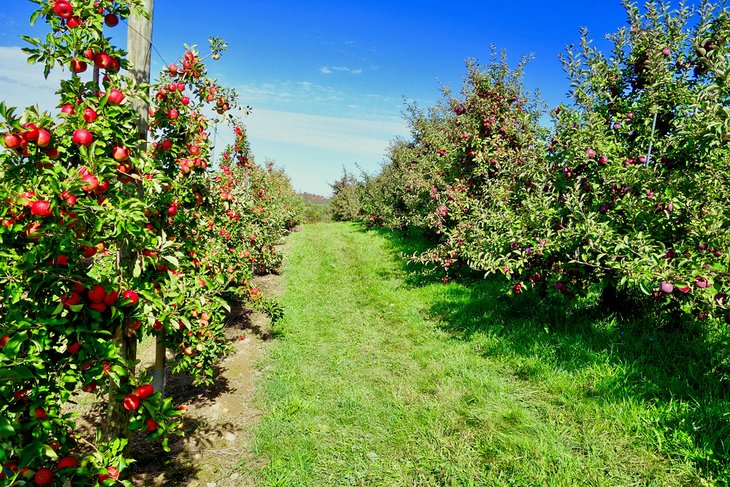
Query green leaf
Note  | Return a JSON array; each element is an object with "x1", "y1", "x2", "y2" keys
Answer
[
  {"x1": 0, "y1": 366, "x2": 35, "y2": 381},
  {"x1": 0, "y1": 417, "x2": 15, "y2": 438}
]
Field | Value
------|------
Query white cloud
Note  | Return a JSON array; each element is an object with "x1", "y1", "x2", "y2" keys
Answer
[
  {"x1": 319, "y1": 65, "x2": 363, "y2": 75},
  {"x1": 246, "y1": 107, "x2": 408, "y2": 155},
  {"x1": 0, "y1": 46, "x2": 70, "y2": 113}
]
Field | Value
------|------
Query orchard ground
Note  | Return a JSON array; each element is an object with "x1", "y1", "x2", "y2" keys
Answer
[{"x1": 100, "y1": 221, "x2": 728, "y2": 485}]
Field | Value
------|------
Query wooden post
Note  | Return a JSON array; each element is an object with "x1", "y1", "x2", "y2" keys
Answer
[
  {"x1": 127, "y1": 0, "x2": 154, "y2": 138},
  {"x1": 106, "y1": 0, "x2": 156, "y2": 444},
  {"x1": 128, "y1": 0, "x2": 166, "y2": 398}
]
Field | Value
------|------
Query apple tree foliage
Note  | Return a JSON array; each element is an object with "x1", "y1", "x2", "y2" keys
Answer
[
  {"x1": 337, "y1": 0, "x2": 730, "y2": 320},
  {"x1": 0, "y1": 1, "x2": 301, "y2": 485}
]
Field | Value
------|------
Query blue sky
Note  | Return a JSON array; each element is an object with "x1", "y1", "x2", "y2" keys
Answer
[{"x1": 0, "y1": 1, "x2": 692, "y2": 195}]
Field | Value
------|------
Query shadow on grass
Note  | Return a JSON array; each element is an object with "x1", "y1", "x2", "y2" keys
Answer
[{"x1": 361, "y1": 223, "x2": 730, "y2": 480}]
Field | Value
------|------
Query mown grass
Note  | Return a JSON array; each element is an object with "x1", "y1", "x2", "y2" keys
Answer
[{"x1": 248, "y1": 222, "x2": 729, "y2": 486}]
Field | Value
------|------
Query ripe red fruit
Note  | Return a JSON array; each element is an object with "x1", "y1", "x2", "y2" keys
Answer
[
  {"x1": 597, "y1": 155, "x2": 608, "y2": 165},
  {"x1": 67, "y1": 15, "x2": 82, "y2": 28},
  {"x1": 0, "y1": 335, "x2": 9, "y2": 347},
  {"x1": 57, "y1": 456, "x2": 79, "y2": 469},
  {"x1": 61, "y1": 292, "x2": 81, "y2": 307},
  {"x1": 111, "y1": 146, "x2": 130, "y2": 162},
  {"x1": 585, "y1": 148, "x2": 596, "y2": 159},
  {"x1": 104, "y1": 13, "x2": 119, "y2": 27},
  {"x1": 67, "y1": 341, "x2": 81, "y2": 355},
  {"x1": 695, "y1": 277, "x2": 710, "y2": 289},
  {"x1": 146, "y1": 419, "x2": 158, "y2": 432},
  {"x1": 659, "y1": 281, "x2": 674, "y2": 294},
  {"x1": 88, "y1": 302, "x2": 107, "y2": 313},
  {"x1": 53, "y1": 1, "x2": 73, "y2": 19},
  {"x1": 34, "y1": 407, "x2": 48, "y2": 420},
  {"x1": 45, "y1": 147, "x2": 60, "y2": 160},
  {"x1": 83, "y1": 382, "x2": 97, "y2": 392},
  {"x1": 167, "y1": 204, "x2": 178, "y2": 216},
  {"x1": 122, "y1": 289, "x2": 139, "y2": 306},
  {"x1": 4, "y1": 133, "x2": 21, "y2": 149},
  {"x1": 103, "y1": 289, "x2": 119, "y2": 305},
  {"x1": 72, "y1": 129, "x2": 93, "y2": 147},
  {"x1": 20, "y1": 123, "x2": 39, "y2": 142},
  {"x1": 83, "y1": 108, "x2": 98, "y2": 123},
  {"x1": 168, "y1": 109, "x2": 179, "y2": 120},
  {"x1": 36, "y1": 129, "x2": 51, "y2": 147},
  {"x1": 123, "y1": 393, "x2": 140, "y2": 411},
  {"x1": 70, "y1": 58, "x2": 87, "y2": 73},
  {"x1": 153, "y1": 319, "x2": 163, "y2": 331},
  {"x1": 98, "y1": 466, "x2": 119, "y2": 482},
  {"x1": 87, "y1": 285, "x2": 106, "y2": 304},
  {"x1": 94, "y1": 52, "x2": 112, "y2": 70},
  {"x1": 30, "y1": 200, "x2": 53, "y2": 217},
  {"x1": 81, "y1": 173, "x2": 99, "y2": 192},
  {"x1": 136, "y1": 384, "x2": 154, "y2": 399},
  {"x1": 33, "y1": 467, "x2": 53, "y2": 486},
  {"x1": 108, "y1": 89, "x2": 125, "y2": 105}
]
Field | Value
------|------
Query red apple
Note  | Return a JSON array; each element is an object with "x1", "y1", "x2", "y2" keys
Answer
[
  {"x1": 87, "y1": 285, "x2": 106, "y2": 304},
  {"x1": 659, "y1": 281, "x2": 674, "y2": 294},
  {"x1": 30, "y1": 200, "x2": 52, "y2": 217},
  {"x1": 61, "y1": 292, "x2": 81, "y2": 307},
  {"x1": 108, "y1": 89, "x2": 125, "y2": 105},
  {"x1": 33, "y1": 467, "x2": 53, "y2": 486},
  {"x1": 4, "y1": 133, "x2": 21, "y2": 149},
  {"x1": 123, "y1": 394, "x2": 140, "y2": 411},
  {"x1": 72, "y1": 129, "x2": 93, "y2": 147},
  {"x1": 136, "y1": 384, "x2": 154, "y2": 399},
  {"x1": 36, "y1": 129, "x2": 51, "y2": 147},
  {"x1": 53, "y1": 1, "x2": 73, "y2": 19},
  {"x1": 20, "y1": 123, "x2": 39, "y2": 142},
  {"x1": 80, "y1": 173, "x2": 99, "y2": 191},
  {"x1": 168, "y1": 109, "x2": 179, "y2": 119},
  {"x1": 122, "y1": 289, "x2": 139, "y2": 306},
  {"x1": 103, "y1": 289, "x2": 119, "y2": 305},
  {"x1": 112, "y1": 146, "x2": 130, "y2": 161},
  {"x1": 45, "y1": 147, "x2": 60, "y2": 159},
  {"x1": 67, "y1": 341, "x2": 81, "y2": 355},
  {"x1": 56, "y1": 456, "x2": 79, "y2": 469},
  {"x1": 83, "y1": 108, "x2": 98, "y2": 123},
  {"x1": 67, "y1": 15, "x2": 82, "y2": 28},
  {"x1": 94, "y1": 52, "x2": 112, "y2": 70},
  {"x1": 70, "y1": 59, "x2": 87, "y2": 73},
  {"x1": 145, "y1": 419, "x2": 158, "y2": 432},
  {"x1": 104, "y1": 13, "x2": 119, "y2": 27}
]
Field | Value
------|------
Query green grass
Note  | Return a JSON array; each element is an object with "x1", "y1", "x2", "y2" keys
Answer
[{"x1": 249, "y1": 222, "x2": 728, "y2": 486}]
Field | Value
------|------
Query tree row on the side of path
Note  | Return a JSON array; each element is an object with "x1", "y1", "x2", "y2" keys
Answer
[
  {"x1": 332, "y1": 0, "x2": 730, "y2": 324},
  {"x1": 0, "y1": 1, "x2": 302, "y2": 485}
]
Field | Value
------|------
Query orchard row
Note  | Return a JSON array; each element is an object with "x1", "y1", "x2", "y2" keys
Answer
[
  {"x1": 0, "y1": 1, "x2": 301, "y2": 486},
  {"x1": 332, "y1": 1, "x2": 730, "y2": 323}
]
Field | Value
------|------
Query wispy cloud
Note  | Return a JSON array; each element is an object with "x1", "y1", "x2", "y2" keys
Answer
[
  {"x1": 319, "y1": 65, "x2": 363, "y2": 75},
  {"x1": 0, "y1": 46, "x2": 87, "y2": 112},
  {"x1": 246, "y1": 107, "x2": 407, "y2": 154}
]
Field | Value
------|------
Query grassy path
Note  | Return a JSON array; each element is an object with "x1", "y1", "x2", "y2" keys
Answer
[{"x1": 247, "y1": 222, "x2": 712, "y2": 486}]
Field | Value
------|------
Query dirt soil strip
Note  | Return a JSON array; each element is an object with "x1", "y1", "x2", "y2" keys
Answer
[{"x1": 128, "y1": 271, "x2": 284, "y2": 486}]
